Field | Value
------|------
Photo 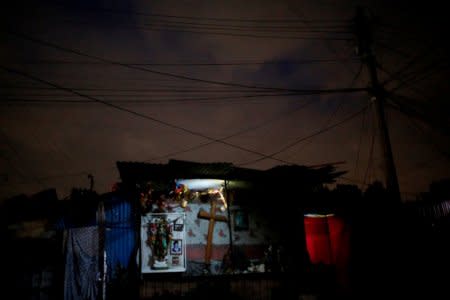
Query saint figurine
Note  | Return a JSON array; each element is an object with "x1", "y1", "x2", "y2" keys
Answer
[{"x1": 147, "y1": 218, "x2": 172, "y2": 269}]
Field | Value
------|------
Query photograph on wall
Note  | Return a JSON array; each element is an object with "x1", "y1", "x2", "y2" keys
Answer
[
  {"x1": 141, "y1": 212, "x2": 186, "y2": 273},
  {"x1": 233, "y1": 209, "x2": 249, "y2": 231},
  {"x1": 170, "y1": 239, "x2": 182, "y2": 255},
  {"x1": 172, "y1": 256, "x2": 180, "y2": 266},
  {"x1": 173, "y1": 223, "x2": 184, "y2": 231}
]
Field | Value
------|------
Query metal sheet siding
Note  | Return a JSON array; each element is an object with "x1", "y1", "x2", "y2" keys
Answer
[{"x1": 104, "y1": 195, "x2": 136, "y2": 278}]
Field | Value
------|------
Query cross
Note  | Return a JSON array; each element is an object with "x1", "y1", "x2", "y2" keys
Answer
[{"x1": 197, "y1": 199, "x2": 228, "y2": 265}]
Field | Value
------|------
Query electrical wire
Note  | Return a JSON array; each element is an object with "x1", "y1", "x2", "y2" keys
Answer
[
  {"x1": 380, "y1": 46, "x2": 436, "y2": 87},
  {"x1": 237, "y1": 103, "x2": 369, "y2": 166},
  {"x1": 47, "y1": 1, "x2": 351, "y2": 24},
  {"x1": 4, "y1": 30, "x2": 368, "y2": 94},
  {"x1": 363, "y1": 101, "x2": 376, "y2": 185},
  {"x1": 354, "y1": 104, "x2": 367, "y2": 178},
  {"x1": 0, "y1": 93, "x2": 307, "y2": 106},
  {"x1": 0, "y1": 65, "x2": 306, "y2": 165},
  {"x1": 8, "y1": 58, "x2": 359, "y2": 66},
  {"x1": 54, "y1": 18, "x2": 352, "y2": 41},
  {"x1": 143, "y1": 98, "x2": 316, "y2": 162}
]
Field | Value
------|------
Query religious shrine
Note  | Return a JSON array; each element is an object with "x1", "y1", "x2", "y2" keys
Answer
[{"x1": 117, "y1": 159, "x2": 343, "y2": 278}]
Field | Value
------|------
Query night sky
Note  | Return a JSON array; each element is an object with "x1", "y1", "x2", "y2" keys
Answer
[{"x1": 1, "y1": 0, "x2": 449, "y2": 201}]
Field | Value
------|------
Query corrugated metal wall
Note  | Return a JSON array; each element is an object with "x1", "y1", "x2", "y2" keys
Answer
[
  {"x1": 416, "y1": 199, "x2": 450, "y2": 220},
  {"x1": 104, "y1": 194, "x2": 137, "y2": 280}
]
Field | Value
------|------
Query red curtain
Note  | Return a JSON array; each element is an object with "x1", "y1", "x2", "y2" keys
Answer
[
  {"x1": 304, "y1": 215, "x2": 351, "y2": 288},
  {"x1": 304, "y1": 215, "x2": 334, "y2": 264}
]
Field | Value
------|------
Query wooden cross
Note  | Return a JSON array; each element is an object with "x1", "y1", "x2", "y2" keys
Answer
[{"x1": 197, "y1": 200, "x2": 228, "y2": 265}]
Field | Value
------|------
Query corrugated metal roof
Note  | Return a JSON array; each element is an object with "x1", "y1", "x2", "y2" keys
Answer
[
  {"x1": 116, "y1": 159, "x2": 261, "y2": 182},
  {"x1": 116, "y1": 159, "x2": 342, "y2": 185}
]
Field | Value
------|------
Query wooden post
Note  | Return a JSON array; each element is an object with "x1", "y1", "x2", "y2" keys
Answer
[
  {"x1": 224, "y1": 181, "x2": 234, "y2": 260},
  {"x1": 197, "y1": 200, "x2": 228, "y2": 265}
]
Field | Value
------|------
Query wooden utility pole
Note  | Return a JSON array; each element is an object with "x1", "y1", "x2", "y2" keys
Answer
[{"x1": 354, "y1": 7, "x2": 401, "y2": 201}]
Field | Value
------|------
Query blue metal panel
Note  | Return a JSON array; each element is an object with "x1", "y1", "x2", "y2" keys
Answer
[{"x1": 104, "y1": 194, "x2": 136, "y2": 279}]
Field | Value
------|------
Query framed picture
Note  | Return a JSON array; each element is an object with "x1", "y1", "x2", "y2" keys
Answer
[
  {"x1": 141, "y1": 212, "x2": 186, "y2": 273},
  {"x1": 172, "y1": 256, "x2": 180, "y2": 266},
  {"x1": 233, "y1": 210, "x2": 249, "y2": 231},
  {"x1": 170, "y1": 239, "x2": 182, "y2": 255},
  {"x1": 173, "y1": 223, "x2": 184, "y2": 231}
]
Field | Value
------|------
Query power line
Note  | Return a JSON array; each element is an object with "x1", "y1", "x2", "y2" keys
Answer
[
  {"x1": 386, "y1": 99, "x2": 450, "y2": 159},
  {"x1": 354, "y1": 103, "x2": 367, "y2": 178},
  {"x1": 1, "y1": 65, "x2": 364, "y2": 181},
  {"x1": 237, "y1": 103, "x2": 369, "y2": 166},
  {"x1": 284, "y1": 98, "x2": 343, "y2": 159},
  {"x1": 48, "y1": 2, "x2": 351, "y2": 24},
  {"x1": 390, "y1": 63, "x2": 450, "y2": 95},
  {"x1": 375, "y1": 26, "x2": 422, "y2": 44},
  {"x1": 0, "y1": 86, "x2": 291, "y2": 93},
  {"x1": 342, "y1": 61, "x2": 366, "y2": 179},
  {"x1": 379, "y1": 46, "x2": 436, "y2": 87},
  {"x1": 386, "y1": 94, "x2": 449, "y2": 138},
  {"x1": 137, "y1": 21, "x2": 351, "y2": 36},
  {"x1": 143, "y1": 99, "x2": 316, "y2": 162},
  {"x1": 374, "y1": 40, "x2": 413, "y2": 59},
  {"x1": 363, "y1": 103, "x2": 377, "y2": 185},
  {"x1": 267, "y1": 58, "x2": 364, "y2": 162},
  {"x1": 139, "y1": 15, "x2": 349, "y2": 24},
  {"x1": 0, "y1": 93, "x2": 308, "y2": 106},
  {"x1": 137, "y1": 18, "x2": 351, "y2": 32},
  {"x1": 377, "y1": 21, "x2": 450, "y2": 52},
  {"x1": 1, "y1": 83, "x2": 358, "y2": 92},
  {"x1": 0, "y1": 65, "x2": 303, "y2": 165},
  {"x1": 8, "y1": 58, "x2": 358, "y2": 66},
  {"x1": 37, "y1": 8, "x2": 355, "y2": 40},
  {"x1": 339, "y1": 176, "x2": 420, "y2": 198},
  {"x1": 4, "y1": 30, "x2": 368, "y2": 94},
  {"x1": 55, "y1": 18, "x2": 352, "y2": 41},
  {"x1": 381, "y1": 56, "x2": 446, "y2": 94},
  {"x1": 279, "y1": 0, "x2": 362, "y2": 83},
  {"x1": 0, "y1": 99, "x2": 318, "y2": 185}
]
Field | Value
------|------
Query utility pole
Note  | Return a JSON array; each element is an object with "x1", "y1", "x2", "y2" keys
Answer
[{"x1": 354, "y1": 7, "x2": 401, "y2": 201}]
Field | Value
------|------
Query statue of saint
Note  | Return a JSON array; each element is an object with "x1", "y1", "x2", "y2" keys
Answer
[{"x1": 147, "y1": 217, "x2": 172, "y2": 269}]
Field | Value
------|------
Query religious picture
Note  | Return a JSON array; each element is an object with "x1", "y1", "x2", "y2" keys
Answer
[
  {"x1": 234, "y1": 209, "x2": 249, "y2": 231},
  {"x1": 172, "y1": 256, "x2": 180, "y2": 266},
  {"x1": 170, "y1": 239, "x2": 182, "y2": 255},
  {"x1": 141, "y1": 212, "x2": 186, "y2": 273},
  {"x1": 174, "y1": 223, "x2": 184, "y2": 231}
]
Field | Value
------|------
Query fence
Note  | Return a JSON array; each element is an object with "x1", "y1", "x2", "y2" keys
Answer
[{"x1": 139, "y1": 273, "x2": 301, "y2": 300}]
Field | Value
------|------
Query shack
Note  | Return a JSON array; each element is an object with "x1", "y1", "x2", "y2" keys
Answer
[{"x1": 114, "y1": 159, "x2": 344, "y2": 299}]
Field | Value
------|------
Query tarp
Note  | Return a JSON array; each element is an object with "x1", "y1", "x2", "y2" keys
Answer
[{"x1": 64, "y1": 226, "x2": 99, "y2": 300}]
